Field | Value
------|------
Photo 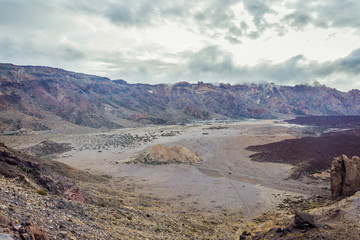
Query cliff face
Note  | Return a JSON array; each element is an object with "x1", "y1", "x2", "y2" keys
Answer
[
  {"x1": 331, "y1": 155, "x2": 360, "y2": 199},
  {"x1": 1, "y1": 63, "x2": 360, "y2": 130}
]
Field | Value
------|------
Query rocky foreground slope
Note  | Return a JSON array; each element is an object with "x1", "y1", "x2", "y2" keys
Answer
[
  {"x1": 1, "y1": 141, "x2": 360, "y2": 239},
  {"x1": 239, "y1": 155, "x2": 360, "y2": 240},
  {"x1": 2, "y1": 63, "x2": 360, "y2": 131},
  {"x1": 0, "y1": 142, "x2": 243, "y2": 239}
]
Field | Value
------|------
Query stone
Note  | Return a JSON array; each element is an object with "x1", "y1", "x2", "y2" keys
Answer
[
  {"x1": 331, "y1": 155, "x2": 360, "y2": 199},
  {"x1": 293, "y1": 209, "x2": 317, "y2": 229},
  {"x1": 64, "y1": 185, "x2": 85, "y2": 203},
  {"x1": 239, "y1": 231, "x2": 251, "y2": 240}
]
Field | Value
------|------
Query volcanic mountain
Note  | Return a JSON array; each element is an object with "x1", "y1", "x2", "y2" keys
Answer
[{"x1": 1, "y1": 63, "x2": 360, "y2": 131}]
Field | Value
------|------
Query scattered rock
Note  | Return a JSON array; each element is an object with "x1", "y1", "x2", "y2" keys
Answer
[
  {"x1": 0, "y1": 215, "x2": 49, "y2": 240},
  {"x1": 19, "y1": 222, "x2": 49, "y2": 240},
  {"x1": 331, "y1": 155, "x2": 360, "y2": 199},
  {"x1": 127, "y1": 144, "x2": 202, "y2": 165},
  {"x1": 239, "y1": 230, "x2": 251, "y2": 240}
]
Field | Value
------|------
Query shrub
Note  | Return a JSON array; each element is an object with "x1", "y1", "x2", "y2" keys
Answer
[{"x1": 37, "y1": 189, "x2": 48, "y2": 196}]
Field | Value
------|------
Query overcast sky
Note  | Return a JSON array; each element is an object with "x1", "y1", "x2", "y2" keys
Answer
[{"x1": 0, "y1": 0, "x2": 360, "y2": 91}]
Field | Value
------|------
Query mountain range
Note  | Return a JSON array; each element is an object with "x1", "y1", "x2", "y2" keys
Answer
[{"x1": 1, "y1": 63, "x2": 360, "y2": 131}]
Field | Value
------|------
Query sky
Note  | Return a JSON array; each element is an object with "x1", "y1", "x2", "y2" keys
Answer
[{"x1": 0, "y1": 0, "x2": 360, "y2": 91}]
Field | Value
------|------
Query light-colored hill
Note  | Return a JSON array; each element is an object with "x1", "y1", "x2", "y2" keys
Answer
[{"x1": 126, "y1": 144, "x2": 202, "y2": 165}]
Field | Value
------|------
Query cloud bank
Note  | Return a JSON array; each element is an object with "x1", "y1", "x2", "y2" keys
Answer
[{"x1": 0, "y1": 0, "x2": 360, "y2": 91}]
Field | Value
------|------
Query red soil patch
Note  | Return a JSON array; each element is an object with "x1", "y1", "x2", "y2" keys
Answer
[{"x1": 246, "y1": 129, "x2": 360, "y2": 171}]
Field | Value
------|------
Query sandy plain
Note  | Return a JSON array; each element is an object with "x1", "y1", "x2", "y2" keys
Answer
[{"x1": 1, "y1": 119, "x2": 329, "y2": 220}]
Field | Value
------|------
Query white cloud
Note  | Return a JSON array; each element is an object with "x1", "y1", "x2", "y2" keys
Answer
[{"x1": 0, "y1": 0, "x2": 360, "y2": 90}]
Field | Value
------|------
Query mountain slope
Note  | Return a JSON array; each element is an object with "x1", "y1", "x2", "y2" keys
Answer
[{"x1": 1, "y1": 63, "x2": 360, "y2": 130}]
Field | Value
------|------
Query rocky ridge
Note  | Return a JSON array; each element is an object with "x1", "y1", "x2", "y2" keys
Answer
[
  {"x1": 2, "y1": 63, "x2": 360, "y2": 131},
  {"x1": 0, "y1": 142, "x2": 85, "y2": 203}
]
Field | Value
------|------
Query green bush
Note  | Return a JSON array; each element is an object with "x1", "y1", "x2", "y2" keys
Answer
[{"x1": 37, "y1": 189, "x2": 48, "y2": 196}]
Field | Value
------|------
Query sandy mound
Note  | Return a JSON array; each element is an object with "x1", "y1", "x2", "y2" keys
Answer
[
  {"x1": 22, "y1": 140, "x2": 72, "y2": 157},
  {"x1": 127, "y1": 144, "x2": 202, "y2": 165}
]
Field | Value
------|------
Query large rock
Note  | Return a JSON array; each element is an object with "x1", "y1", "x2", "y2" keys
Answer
[
  {"x1": 293, "y1": 209, "x2": 317, "y2": 229},
  {"x1": 331, "y1": 155, "x2": 360, "y2": 199}
]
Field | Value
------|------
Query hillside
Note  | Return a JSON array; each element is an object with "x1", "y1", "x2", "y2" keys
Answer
[
  {"x1": 1, "y1": 63, "x2": 360, "y2": 131},
  {"x1": 0, "y1": 142, "x2": 242, "y2": 239}
]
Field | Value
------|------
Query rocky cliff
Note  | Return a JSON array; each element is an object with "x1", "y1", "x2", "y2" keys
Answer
[
  {"x1": 1, "y1": 63, "x2": 360, "y2": 130},
  {"x1": 331, "y1": 155, "x2": 360, "y2": 199}
]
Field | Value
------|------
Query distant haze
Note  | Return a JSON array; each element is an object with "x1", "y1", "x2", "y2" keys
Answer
[{"x1": 0, "y1": 0, "x2": 360, "y2": 91}]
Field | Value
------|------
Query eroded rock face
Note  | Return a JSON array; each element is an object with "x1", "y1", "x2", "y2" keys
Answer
[
  {"x1": 331, "y1": 155, "x2": 360, "y2": 199},
  {"x1": 3, "y1": 63, "x2": 360, "y2": 130},
  {"x1": 0, "y1": 142, "x2": 85, "y2": 203}
]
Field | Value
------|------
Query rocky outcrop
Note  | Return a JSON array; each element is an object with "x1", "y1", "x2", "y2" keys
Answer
[
  {"x1": 0, "y1": 142, "x2": 85, "y2": 203},
  {"x1": 0, "y1": 215, "x2": 49, "y2": 240},
  {"x1": 293, "y1": 209, "x2": 317, "y2": 229},
  {"x1": 127, "y1": 144, "x2": 202, "y2": 165},
  {"x1": 331, "y1": 155, "x2": 360, "y2": 199}
]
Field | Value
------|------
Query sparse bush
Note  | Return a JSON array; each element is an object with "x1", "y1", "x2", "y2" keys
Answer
[{"x1": 37, "y1": 189, "x2": 48, "y2": 196}]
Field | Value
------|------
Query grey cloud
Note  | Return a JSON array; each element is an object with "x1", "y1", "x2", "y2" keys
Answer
[
  {"x1": 105, "y1": 2, "x2": 156, "y2": 27},
  {"x1": 188, "y1": 46, "x2": 235, "y2": 75},
  {"x1": 59, "y1": 45, "x2": 85, "y2": 61},
  {"x1": 339, "y1": 49, "x2": 360, "y2": 73},
  {"x1": 0, "y1": 38, "x2": 16, "y2": 59},
  {"x1": 242, "y1": 0, "x2": 273, "y2": 27},
  {"x1": 225, "y1": 35, "x2": 242, "y2": 44},
  {"x1": 66, "y1": 0, "x2": 245, "y2": 43},
  {"x1": 282, "y1": 0, "x2": 360, "y2": 30},
  {"x1": 282, "y1": 11, "x2": 313, "y2": 30},
  {"x1": 104, "y1": 46, "x2": 360, "y2": 89},
  {"x1": 172, "y1": 46, "x2": 360, "y2": 88},
  {"x1": 314, "y1": 48, "x2": 360, "y2": 76},
  {"x1": 240, "y1": 0, "x2": 280, "y2": 38}
]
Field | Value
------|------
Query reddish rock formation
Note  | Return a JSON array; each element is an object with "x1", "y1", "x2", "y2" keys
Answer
[
  {"x1": 63, "y1": 185, "x2": 85, "y2": 202},
  {"x1": 331, "y1": 155, "x2": 360, "y2": 199},
  {"x1": 0, "y1": 142, "x2": 85, "y2": 203},
  {"x1": 0, "y1": 215, "x2": 49, "y2": 240},
  {"x1": 2, "y1": 63, "x2": 360, "y2": 130}
]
